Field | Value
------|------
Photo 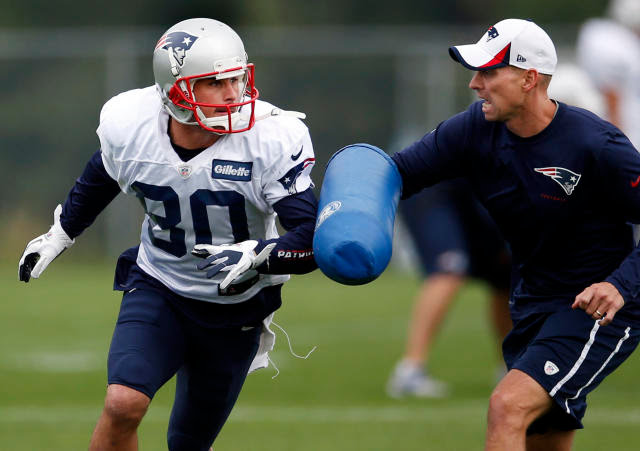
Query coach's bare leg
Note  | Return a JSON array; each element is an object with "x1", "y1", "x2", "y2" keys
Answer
[
  {"x1": 485, "y1": 369, "x2": 567, "y2": 451},
  {"x1": 527, "y1": 429, "x2": 575, "y2": 451},
  {"x1": 89, "y1": 384, "x2": 151, "y2": 451}
]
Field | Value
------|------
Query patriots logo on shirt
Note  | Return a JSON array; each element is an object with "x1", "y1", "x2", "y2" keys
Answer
[
  {"x1": 487, "y1": 26, "x2": 499, "y2": 41},
  {"x1": 155, "y1": 32, "x2": 198, "y2": 67},
  {"x1": 535, "y1": 167, "x2": 581, "y2": 195},
  {"x1": 278, "y1": 158, "x2": 315, "y2": 195}
]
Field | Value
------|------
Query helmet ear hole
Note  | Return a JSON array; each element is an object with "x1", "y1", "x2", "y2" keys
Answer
[
  {"x1": 168, "y1": 85, "x2": 185, "y2": 105},
  {"x1": 168, "y1": 83, "x2": 195, "y2": 110}
]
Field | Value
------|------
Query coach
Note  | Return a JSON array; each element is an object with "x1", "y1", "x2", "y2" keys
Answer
[{"x1": 391, "y1": 18, "x2": 640, "y2": 450}]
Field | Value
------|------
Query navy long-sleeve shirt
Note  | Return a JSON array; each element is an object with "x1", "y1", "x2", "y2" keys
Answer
[{"x1": 392, "y1": 101, "x2": 640, "y2": 324}]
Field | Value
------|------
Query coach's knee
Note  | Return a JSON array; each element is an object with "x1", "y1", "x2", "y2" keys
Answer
[
  {"x1": 103, "y1": 384, "x2": 150, "y2": 430},
  {"x1": 487, "y1": 387, "x2": 530, "y2": 432}
]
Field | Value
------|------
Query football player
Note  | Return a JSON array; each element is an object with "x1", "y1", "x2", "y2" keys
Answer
[{"x1": 18, "y1": 18, "x2": 317, "y2": 451}]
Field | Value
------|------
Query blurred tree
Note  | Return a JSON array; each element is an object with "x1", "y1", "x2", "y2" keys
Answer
[{"x1": 0, "y1": 0, "x2": 610, "y2": 27}]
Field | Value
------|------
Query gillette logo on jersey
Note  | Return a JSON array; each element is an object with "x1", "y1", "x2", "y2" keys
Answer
[{"x1": 212, "y1": 160, "x2": 253, "y2": 181}]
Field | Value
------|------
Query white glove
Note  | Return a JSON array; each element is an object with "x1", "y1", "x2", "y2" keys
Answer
[
  {"x1": 19, "y1": 204, "x2": 75, "y2": 282},
  {"x1": 192, "y1": 240, "x2": 276, "y2": 290}
]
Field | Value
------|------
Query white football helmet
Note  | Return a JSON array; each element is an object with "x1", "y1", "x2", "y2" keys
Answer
[{"x1": 153, "y1": 18, "x2": 259, "y2": 133}]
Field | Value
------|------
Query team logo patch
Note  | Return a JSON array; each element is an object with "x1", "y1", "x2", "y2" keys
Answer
[
  {"x1": 487, "y1": 26, "x2": 499, "y2": 41},
  {"x1": 155, "y1": 31, "x2": 198, "y2": 68},
  {"x1": 177, "y1": 164, "x2": 192, "y2": 179},
  {"x1": 315, "y1": 201, "x2": 342, "y2": 230},
  {"x1": 278, "y1": 158, "x2": 315, "y2": 194},
  {"x1": 212, "y1": 160, "x2": 253, "y2": 181},
  {"x1": 535, "y1": 167, "x2": 582, "y2": 195},
  {"x1": 544, "y1": 360, "x2": 560, "y2": 376}
]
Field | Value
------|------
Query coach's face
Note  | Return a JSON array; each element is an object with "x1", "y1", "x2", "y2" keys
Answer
[{"x1": 469, "y1": 66, "x2": 526, "y2": 122}]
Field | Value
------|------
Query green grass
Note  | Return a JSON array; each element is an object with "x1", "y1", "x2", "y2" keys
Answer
[{"x1": 2, "y1": 262, "x2": 640, "y2": 450}]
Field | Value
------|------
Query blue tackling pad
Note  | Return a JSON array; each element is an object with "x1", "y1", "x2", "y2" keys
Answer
[{"x1": 313, "y1": 143, "x2": 402, "y2": 285}]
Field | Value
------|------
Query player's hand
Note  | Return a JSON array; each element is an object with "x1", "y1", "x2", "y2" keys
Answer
[
  {"x1": 18, "y1": 204, "x2": 75, "y2": 282},
  {"x1": 192, "y1": 240, "x2": 276, "y2": 290},
  {"x1": 572, "y1": 282, "x2": 624, "y2": 326}
]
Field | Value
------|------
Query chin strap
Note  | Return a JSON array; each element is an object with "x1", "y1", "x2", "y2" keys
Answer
[{"x1": 255, "y1": 108, "x2": 306, "y2": 122}]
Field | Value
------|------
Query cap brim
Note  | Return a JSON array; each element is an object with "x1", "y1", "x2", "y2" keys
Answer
[{"x1": 448, "y1": 43, "x2": 511, "y2": 71}]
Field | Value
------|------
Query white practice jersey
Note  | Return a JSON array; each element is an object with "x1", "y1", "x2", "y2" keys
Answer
[
  {"x1": 577, "y1": 19, "x2": 640, "y2": 147},
  {"x1": 98, "y1": 86, "x2": 315, "y2": 303}
]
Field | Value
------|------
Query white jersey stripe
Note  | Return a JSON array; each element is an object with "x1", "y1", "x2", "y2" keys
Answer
[
  {"x1": 562, "y1": 326, "x2": 631, "y2": 414},
  {"x1": 549, "y1": 320, "x2": 600, "y2": 398}
]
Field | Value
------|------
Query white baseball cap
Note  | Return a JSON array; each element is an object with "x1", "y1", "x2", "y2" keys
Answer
[{"x1": 449, "y1": 19, "x2": 557, "y2": 75}]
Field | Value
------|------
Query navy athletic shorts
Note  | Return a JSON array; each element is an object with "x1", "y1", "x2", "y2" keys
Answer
[
  {"x1": 107, "y1": 286, "x2": 264, "y2": 450},
  {"x1": 503, "y1": 307, "x2": 640, "y2": 432},
  {"x1": 401, "y1": 180, "x2": 510, "y2": 289}
]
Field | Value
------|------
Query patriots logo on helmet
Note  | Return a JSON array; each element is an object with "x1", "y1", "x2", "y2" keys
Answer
[
  {"x1": 155, "y1": 32, "x2": 198, "y2": 67},
  {"x1": 487, "y1": 26, "x2": 499, "y2": 41},
  {"x1": 535, "y1": 167, "x2": 582, "y2": 195},
  {"x1": 278, "y1": 158, "x2": 315, "y2": 195}
]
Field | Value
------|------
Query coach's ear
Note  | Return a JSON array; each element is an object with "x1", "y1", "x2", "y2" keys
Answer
[{"x1": 522, "y1": 69, "x2": 540, "y2": 92}]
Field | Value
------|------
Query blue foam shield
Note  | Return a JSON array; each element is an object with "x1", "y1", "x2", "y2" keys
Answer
[{"x1": 313, "y1": 143, "x2": 402, "y2": 285}]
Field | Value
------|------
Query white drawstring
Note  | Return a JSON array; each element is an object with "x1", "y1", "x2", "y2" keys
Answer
[
  {"x1": 268, "y1": 321, "x2": 317, "y2": 379},
  {"x1": 267, "y1": 354, "x2": 280, "y2": 380}
]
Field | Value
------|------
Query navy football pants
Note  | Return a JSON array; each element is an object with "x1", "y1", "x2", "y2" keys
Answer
[{"x1": 107, "y1": 288, "x2": 262, "y2": 450}]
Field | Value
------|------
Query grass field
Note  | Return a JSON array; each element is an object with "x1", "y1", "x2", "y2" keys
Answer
[{"x1": 3, "y1": 261, "x2": 640, "y2": 450}]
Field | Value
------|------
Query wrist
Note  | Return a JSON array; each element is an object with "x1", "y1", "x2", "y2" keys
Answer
[{"x1": 49, "y1": 221, "x2": 75, "y2": 248}]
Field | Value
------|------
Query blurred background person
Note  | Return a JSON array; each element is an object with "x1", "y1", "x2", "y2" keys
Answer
[
  {"x1": 547, "y1": 63, "x2": 605, "y2": 118},
  {"x1": 387, "y1": 180, "x2": 512, "y2": 398},
  {"x1": 576, "y1": 0, "x2": 640, "y2": 146}
]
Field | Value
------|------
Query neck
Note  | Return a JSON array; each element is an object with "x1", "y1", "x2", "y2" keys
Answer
[
  {"x1": 505, "y1": 97, "x2": 557, "y2": 138},
  {"x1": 169, "y1": 118, "x2": 220, "y2": 149}
]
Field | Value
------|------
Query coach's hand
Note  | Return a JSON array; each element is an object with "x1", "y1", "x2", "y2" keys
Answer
[
  {"x1": 192, "y1": 240, "x2": 276, "y2": 290},
  {"x1": 572, "y1": 282, "x2": 624, "y2": 326},
  {"x1": 18, "y1": 204, "x2": 75, "y2": 282}
]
